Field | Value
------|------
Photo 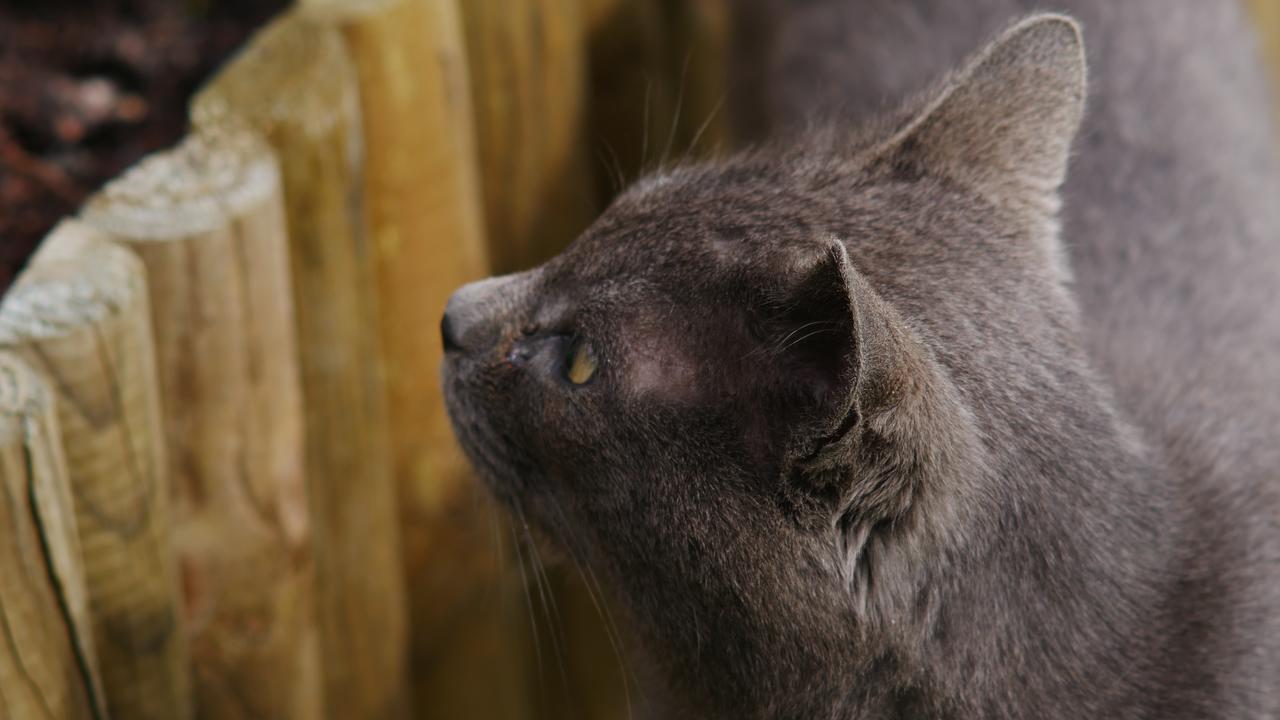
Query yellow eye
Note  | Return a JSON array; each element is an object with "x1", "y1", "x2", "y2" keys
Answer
[{"x1": 565, "y1": 339, "x2": 598, "y2": 385}]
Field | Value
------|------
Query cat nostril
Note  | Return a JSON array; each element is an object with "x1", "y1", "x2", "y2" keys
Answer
[{"x1": 441, "y1": 312, "x2": 462, "y2": 353}]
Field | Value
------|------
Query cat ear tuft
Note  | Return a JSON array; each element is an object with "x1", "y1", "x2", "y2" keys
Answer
[{"x1": 877, "y1": 14, "x2": 1086, "y2": 208}]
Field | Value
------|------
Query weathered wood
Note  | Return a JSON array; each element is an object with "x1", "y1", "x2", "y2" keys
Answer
[
  {"x1": 0, "y1": 352, "x2": 105, "y2": 720},
  {"x1": 80, "y1": 115, "x2": 322, "y2": 719},
  {"x1": 298, "y1": 1, "x2": 531, "y2": 717},
  {"x1": 0, "y1": 220, "x2": 191, "y2": 720},
  {"x1": 192, "y1": 12, "x2": 410, "y2": 719},
  {"x1": 461, "y1": 0, "x2": 598, "y2": 272}
]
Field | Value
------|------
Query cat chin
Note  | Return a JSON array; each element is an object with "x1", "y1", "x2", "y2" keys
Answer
[{"x1": 441, "y1": 371, "x2": 508, "y2": 490}]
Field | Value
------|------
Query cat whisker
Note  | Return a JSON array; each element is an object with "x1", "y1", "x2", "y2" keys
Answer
[
  {"x1": 516, "y1": 506, "x2": 572, "y2": 702},
  {"x1": 508, "y1": 515, "x2": 545, "y2": 687},
  {"x1": 688, "y1": 88, "x2": 729, "y2": 158},
  {"x1": 745, "y1": 320, "x2": 841, "y2": 360},
  {"x1": 640, "y1": 77, "x2": 653, "y2": 171},
  {"x1": 661, "y1": 50, "x2": 695, "y2": 170},
  {"x1": 487, "y1": 498, "x2": 507, "y2": 608},
  {"x1": 774, "y1": 326, "x2": 843, "y2": 356},
  {"x1": 596, "y1": 139, "x2": 628, "y2": 194},
  {"x1": 545, "y1": 499, "x2": 638, "y2": 720}
]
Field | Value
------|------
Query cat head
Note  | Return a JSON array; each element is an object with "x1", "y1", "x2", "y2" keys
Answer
[{"x1": 442, "y1": 14, "x2": 1086, "y2": 714}]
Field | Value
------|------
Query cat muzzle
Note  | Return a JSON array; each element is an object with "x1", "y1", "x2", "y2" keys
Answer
[{"x1": 442, "y1": 273, "x2": 530, "y2": 355}]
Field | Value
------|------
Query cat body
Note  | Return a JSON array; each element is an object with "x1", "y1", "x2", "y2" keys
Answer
[
  {"x1": 736, "y1": 1, "x2": 1280, "y2": 516},
  {"x1": 442, "y1": 4, "x2": 1280, "y2": 718}
]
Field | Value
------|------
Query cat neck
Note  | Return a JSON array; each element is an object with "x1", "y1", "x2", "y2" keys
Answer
[{"x1": 830, "y1": 347, "x2": 1186, "y2": 717}]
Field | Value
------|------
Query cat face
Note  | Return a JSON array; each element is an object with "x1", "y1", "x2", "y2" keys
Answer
[
  {"x1": 443, "y1": 160, "x2": 873, "y2": 711},
  {"x1": 442, "y1": 14, "x2": 1086, "y2": 714}
]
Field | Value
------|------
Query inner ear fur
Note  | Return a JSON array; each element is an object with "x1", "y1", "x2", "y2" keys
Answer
[
  {"x1": 777, "y1": 239, "x2": 930, "y2": 469},
  {"x1": 779, "y1": 241, "x2": 969, "y2": 533},
  {"x1": 874, "y1": 14, "x2": 1087, "y2": 209}
]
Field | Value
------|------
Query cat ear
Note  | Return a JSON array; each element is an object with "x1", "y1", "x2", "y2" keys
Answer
[
  {"x1": 770, "y1": 239, "x2": 922, "y2": 467},
  {"x1": 875, "y1": 14, "x2": 1086, "y2": 209},
  {"x1": 773, "y1": 240, "x2": 957, "y2": 529}
]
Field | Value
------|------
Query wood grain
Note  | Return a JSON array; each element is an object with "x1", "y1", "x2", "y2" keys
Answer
[
  {"x1": 81, "y1": 115, "x2": 322, "y2": 720},
  {"x1": 299, "y1": 0, "x2": 532, "y2": 716},
  {"x1": 0, "y1": 220, "x2": 191, "y2": 720},
  {"x1": 460, "y1": 0, "x2": 598, "y2": 273},
  {"x1": 0, "y1": 352, "x2": 105, "y2": 720},
  {"x1": 192, "y1": 12, "x2": 410, "y2": 718}
]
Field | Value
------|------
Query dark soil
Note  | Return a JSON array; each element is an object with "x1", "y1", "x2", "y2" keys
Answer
[{"x1": 0, "y1": 0, "x2": 287, "y2": 291}]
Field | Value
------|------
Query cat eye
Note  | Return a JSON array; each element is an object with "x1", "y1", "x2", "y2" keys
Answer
[{"x1": 564, "y1": 338, "x2": 598, "y2": 385}]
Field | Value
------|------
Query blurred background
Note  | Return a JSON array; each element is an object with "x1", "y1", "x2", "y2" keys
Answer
[{"x1": 0, "y1": 1, "x2": 1275, "y2": 719}]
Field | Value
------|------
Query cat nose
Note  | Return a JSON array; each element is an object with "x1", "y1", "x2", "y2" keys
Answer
[
  {"x1": 440, "y1": 312, "x2": 462, "y2": 353},
  {"x1": 442, "y1": 285, "x2": 481, "y2": 354},
  {"x1": 442, "y1": 275, "x2": 510, "y2": 354}
]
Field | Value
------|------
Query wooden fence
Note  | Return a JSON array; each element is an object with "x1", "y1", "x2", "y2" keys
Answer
[
  {"x1": 0, "y1": 1, "x2": 1274, "y2": 718},
  {"x1": 0, "y1": 0, "x2": 727, "y2": 717}
]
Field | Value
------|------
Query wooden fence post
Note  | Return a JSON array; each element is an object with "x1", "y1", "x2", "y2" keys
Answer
[
  {"x1": 0, "y1": 352, "x2": 105, "y2": 720},
  {"x1": 0, "y1": 220, "x2": 191, "y2": 720},
  {"x1": 80, "y1": 115, "x2": 323, "y2": 719},
  {"x1": 461, "y1": 0, "x2": 598, "y2": 273},
  {"x1": 192, "y1": 12, "x2": 410, "y2": 719},
  {"x1": 298, "y1": 0, "x2": 532, "y2": 717}
]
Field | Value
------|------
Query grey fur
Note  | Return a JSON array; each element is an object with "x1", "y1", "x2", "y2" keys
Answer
[{"x1": 442, "y1": 4, "x2": 1280, "y2": 717}]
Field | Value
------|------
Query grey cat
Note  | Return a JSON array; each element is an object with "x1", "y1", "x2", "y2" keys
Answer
[{"x1": 441, "y1": 2, "x2": 1280, "y2": 717}]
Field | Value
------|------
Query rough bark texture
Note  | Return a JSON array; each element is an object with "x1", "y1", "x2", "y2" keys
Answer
[
  {"x1": 192, "y1": 12, "x2": 410, "y2": 719},
  {"x1": 0, "y1": 220, "x2": 191, "y2": 720},
  {"x1": 0, "y1": 351, "x2": 105, "y2": 720},
  {"x1": 81, "y1": 114, "x2": 322, "y2": 720}
]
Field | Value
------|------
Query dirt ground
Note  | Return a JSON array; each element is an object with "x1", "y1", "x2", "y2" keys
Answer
[{"x1": 0, "y1": 0, "x2": 286, "y2": 291}]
